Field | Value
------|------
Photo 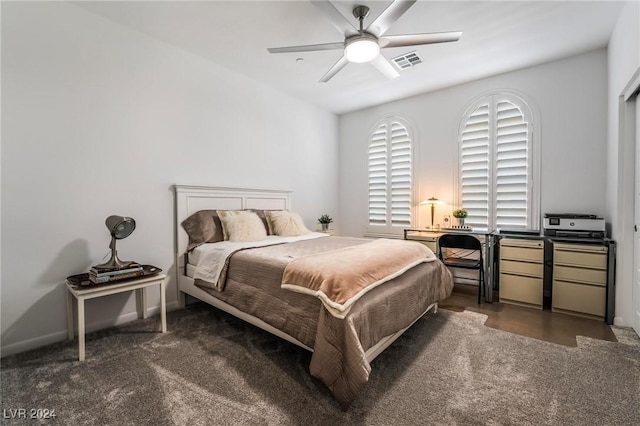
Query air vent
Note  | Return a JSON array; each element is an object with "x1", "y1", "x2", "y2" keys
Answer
[{"x1": 391, "y1": 51, "x2": 422, "y2": 70}]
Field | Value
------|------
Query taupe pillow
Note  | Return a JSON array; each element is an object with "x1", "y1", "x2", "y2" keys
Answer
[
  {"x1": 265, "y1": 211, "x2": 311, "y2": 237},
  {"x1": 181, "y1": 210, "x2": 224, "y2": 251},
  {"x1": 217, "y1": 210, "x2": 267, "y2": 242}
]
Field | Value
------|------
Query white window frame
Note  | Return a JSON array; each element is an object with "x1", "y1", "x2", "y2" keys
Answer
[
  {"x1": 365, "y1": 116, "x2": 417, "y2": 238},
  {"x1": 456, "y1": 91, "x2": 540, "y2": 231}
]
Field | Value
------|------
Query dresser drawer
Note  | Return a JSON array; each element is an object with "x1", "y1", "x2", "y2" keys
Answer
[
  {"x1": 500, "y1": 238, "x2": 544, "y2": 249},
  {"x1": 500, "y1": 259, "x2": 543, "y2": 278},
  {"x1": 553, "y1": 265, "x2": 606, "y2": 286},
  {"x1": 552, "y1": 280, "x2": 605, "y2": 318},
  {"x1": 415, "y1": 240, "x2": 437, "y2": 254},
  {"x1": 553, "y1": 245, "x2": 607, "y2": 269},
  {"x1": 500, "y1": 245, "x2": 544, "y2": 263},
  {"x1": 499, "y1": 273, "x2": 543, "y2": 307}
]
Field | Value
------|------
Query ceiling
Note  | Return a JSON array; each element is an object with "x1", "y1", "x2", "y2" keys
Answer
[{"x1": 74, "y1": 1, "x2": 625, "y2": 115}]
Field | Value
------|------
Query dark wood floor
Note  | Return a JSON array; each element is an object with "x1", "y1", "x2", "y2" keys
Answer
[{"x1": 439, "y1": 284, "x2": 618, "y2": 347}]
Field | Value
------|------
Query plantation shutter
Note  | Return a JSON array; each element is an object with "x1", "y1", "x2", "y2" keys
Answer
[
  {"x1": 459, "y1": 95, "x2": 531, "y2": 231},
  {"x1": 368, "y1": 118, "x2": 413, "y2": 231},
  {"x1": 390, "y1": 121, "x2": 412, "y2": 226},
  {"x1": 460, "y1": 103, "x2": 490, "y2": 229},
  {"x1": 495, "y1": 100, "x2": 528, "y2": 229},
  {"x1": 368, "y1": 123, "x2": 388, "y2": 225}
]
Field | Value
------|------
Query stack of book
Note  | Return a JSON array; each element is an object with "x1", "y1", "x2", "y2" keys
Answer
[{"x1": 89, "y1": 263, "x2": 144, "y2": 284}]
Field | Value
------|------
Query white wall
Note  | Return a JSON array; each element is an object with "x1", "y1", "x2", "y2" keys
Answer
[
  {"x1": 1, "y1": 2, "x2": 339, "y2": 355},
  {"x1": 606, "y1": 0, "x2": 640, "y2": 327},
  {"x1": 339, "y1": 49, "x2": 608, "y2": 238}
]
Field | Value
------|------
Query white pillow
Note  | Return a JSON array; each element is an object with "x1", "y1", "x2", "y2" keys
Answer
[
  {"x1": 265, "y1": 211, "x2": 311, "y2": 237},
  {"x1": 217, "y1": 210, "x2": 267, "y2": 242}
]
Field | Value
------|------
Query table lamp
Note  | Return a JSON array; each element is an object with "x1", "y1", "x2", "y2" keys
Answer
[
  {"x1": 420, "y1": 197, "x2": 442, "y2": 230},
  {"x1": 93, "y1": 215, "x2": 136, "y2": 270}
]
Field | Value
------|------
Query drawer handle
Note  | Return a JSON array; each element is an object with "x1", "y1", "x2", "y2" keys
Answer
[
  {"x1": 554, "y1": 279, "x2": 606, "y2": 287},
  {"x1": 502, "y1": 272, "x2": 543, "y2": 279},
  {"x1": 554, "y1": 262, "x2": 606, "y2": 271}
]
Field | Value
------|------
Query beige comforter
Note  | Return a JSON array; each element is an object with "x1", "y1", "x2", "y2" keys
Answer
[
  {"x1": 194, "y1": 236, "x2": 454, "y2": 408},
  {"x1": 282, "y1": 238, "x2": 436, "y2": 318}
]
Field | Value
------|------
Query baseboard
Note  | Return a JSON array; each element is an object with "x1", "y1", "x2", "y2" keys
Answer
[
  {"x1": 613, "y1": 315, "x2": 627, "y2": 327},
  {"x1": 1, "y1": 330, "x2": 70, "y2": 358},
  {"x1": 1, "y1": 301, "x2": 180, "y2": 358},
  {"x1": 166, "y1": 300, "x2": 181, "y2": 312}
]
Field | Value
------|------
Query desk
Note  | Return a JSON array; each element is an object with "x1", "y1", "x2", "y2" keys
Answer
[
  {"x1": 66, "y1": 274, "x2": 167, "y2": 361},
  {"x1": 404, "y1": 229, "x2": 496, "y2": 303}
]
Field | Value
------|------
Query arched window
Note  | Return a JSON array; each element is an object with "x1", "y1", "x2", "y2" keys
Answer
[
  {"x1": 458, "y1": 92, "x2": 539, "y2": 231},
  {"x1": 367, "y1": 117, "x2": 413, "y2": 235}
]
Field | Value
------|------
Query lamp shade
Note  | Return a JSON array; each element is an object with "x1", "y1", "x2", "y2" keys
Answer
[
  {"x1": 105, "y1": 215, "x2": 135, "y2": 239},
  {"x1": 344, "y1": 36, "x2": 380, "y2": 63},
  {"x1": 420, "y1": 197, "x2": 442, "y2": 206}
]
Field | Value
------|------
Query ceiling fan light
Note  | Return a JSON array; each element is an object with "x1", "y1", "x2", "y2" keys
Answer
[{"x1": 345, "y1": 38, "x2": 380, "y2": 63}]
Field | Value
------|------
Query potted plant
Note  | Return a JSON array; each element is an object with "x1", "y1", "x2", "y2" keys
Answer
[
  {"x1": 452, "y1": 209, "x2": 468, "y2": 227},
  {"x1": 318, "y1": 214, "x2": 333, "y2": 231}
]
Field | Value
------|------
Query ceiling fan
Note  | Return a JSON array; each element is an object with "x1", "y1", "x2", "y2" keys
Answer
[{"x1": 267, "y1": 0, "x2": 462, "y2": 83}]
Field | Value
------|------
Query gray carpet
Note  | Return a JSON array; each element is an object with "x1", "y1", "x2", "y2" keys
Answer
[{"x1": 1, "y1": 303, "x2": 639, "y2": 425}]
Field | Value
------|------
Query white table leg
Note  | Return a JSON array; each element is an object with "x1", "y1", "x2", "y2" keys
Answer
[
  {"x1": 66, "y1": 290, "x2": 74, "y2": 340},
  {"x1": 160, "y1": 280, "x2": 167, "y2": 333},
  {"x1": 135, "y1": 289, "x2": 141, "y2": 318},
  {"x1": 136, "y1": 288, "x2": 147, "y2": 319},
  {"x1": 77, "y1": 297, "x2": 85, "y2": 362}
]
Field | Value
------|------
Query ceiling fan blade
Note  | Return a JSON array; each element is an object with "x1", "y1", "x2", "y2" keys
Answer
[
  {"x1": 319, "y1": 56, "x2": 349, "y2": 83},
  {"x1": 366, "y1": 0, "x2": 417, "y2": 37},
  {"x1": 268, "y1": 42, "x2": 344, "y2": 54},
  {"x1": 310, "y1": 1, "x2": 359, "y2": 37},
  {"x1": 370, "y1": 55, "x2": 400, "y2": 80},
  {"x1": 379, "y1": 31, "x2": 463, "y2": 48}
]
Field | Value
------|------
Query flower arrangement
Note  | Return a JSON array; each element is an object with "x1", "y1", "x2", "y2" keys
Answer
[
  {"x1": 452, "y1": 209, "x2": 468, "y2": 219},
  {"x1": 318, "y1": 214, "x2": 333, "y2": 224},
  {"x1": 318, "y1": 214, "x2": 333, "y2": 231},
  {"x1": 452, "y1": 209, "x2": 468, "y2": 227}
]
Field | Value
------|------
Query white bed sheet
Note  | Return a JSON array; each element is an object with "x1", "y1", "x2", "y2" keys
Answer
[
  {"x1": 186, "y1": 263, "x2": 197, "y2": 278},
  {"x1": 188, "y1": 232, "x2": 329, "y2": 285}
]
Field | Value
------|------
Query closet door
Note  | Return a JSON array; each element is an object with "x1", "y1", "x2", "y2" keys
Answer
[{"x1": 634, "y1": 92, "x2": 640, "y2": 337}]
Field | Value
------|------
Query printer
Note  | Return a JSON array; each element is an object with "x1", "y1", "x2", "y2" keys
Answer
[{"x1": 543, "y1": 213, "x2": 606, "y2": 240}]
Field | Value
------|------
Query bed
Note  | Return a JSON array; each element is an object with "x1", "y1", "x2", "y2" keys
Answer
[{"x1": 173, "y1": 185, "x2": 454, "y2": 408}]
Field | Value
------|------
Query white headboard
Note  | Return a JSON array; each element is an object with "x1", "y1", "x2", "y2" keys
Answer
[{"x1": 173, "y1": 185, "x2": 292, "y2": 259}]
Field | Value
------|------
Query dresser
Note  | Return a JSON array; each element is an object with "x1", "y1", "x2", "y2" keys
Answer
[
  {"x1": 498, "y1": 238, "x2": 545, "y2": 309},
  {"x1": 551, "y1": 242, "x2": 609, "y2": 320}
]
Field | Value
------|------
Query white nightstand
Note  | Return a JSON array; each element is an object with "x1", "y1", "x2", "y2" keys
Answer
[{"x1": 66, "y1": 273, "x2": 167, "y2": 361}]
